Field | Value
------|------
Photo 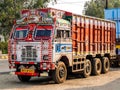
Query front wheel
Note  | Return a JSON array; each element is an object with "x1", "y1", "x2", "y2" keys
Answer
[
  {"x1": 52, "y1": 62, "x2": 67, "y2": 84},
  {"x1": 17, "y1": 75, "x2": 31, "y2": 82}
]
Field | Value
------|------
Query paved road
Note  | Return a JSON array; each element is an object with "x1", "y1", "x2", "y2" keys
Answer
[
  {"x1": 0, "y1": 60, "x2": 120, "y2": 90},
  {"x1": 0, "y1": 69, "x2": 120, "y2": 90},
  {"x1": 0, "y1": 60, "x2": 15, "y2": 74}
]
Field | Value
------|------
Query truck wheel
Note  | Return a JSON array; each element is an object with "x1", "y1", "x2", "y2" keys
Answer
[
  {"x1": 82, "y1": 59, "x2": 92, "y2": 78},
  {"x1": 102, "y1": 57, "x2": 110, "y2": 73},
  {"x1": 52, "y1": 62, "x2": 67, "y2": 84},
  {"x1": 17, "y1": 75, "x2": 31, "y2": 82},
  {"x1": 92, "y1": 58, "x2": 102, "y2": 75}
]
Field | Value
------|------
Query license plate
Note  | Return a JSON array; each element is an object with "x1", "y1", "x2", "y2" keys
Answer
[{"x1": 21, "y1": 69, "x2": 34, "y2": 73}]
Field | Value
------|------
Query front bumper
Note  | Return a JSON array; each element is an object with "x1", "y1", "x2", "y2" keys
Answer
[
  {"x1": 14, "y1": 62, "x2": 56, "y2": 76},
  {"x1": 15, "y1": 72, "x2": 39, "y2": 76}
]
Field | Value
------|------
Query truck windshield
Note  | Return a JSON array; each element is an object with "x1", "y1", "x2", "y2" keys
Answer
[
  {"x1": 35, "y1": 30, "x2": 51, "y2": 37},
  {"x1": 14, "y1": 29, "x2": 28, "y2": 39}
]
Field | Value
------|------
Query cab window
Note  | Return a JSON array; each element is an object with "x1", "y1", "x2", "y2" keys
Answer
[
  {"x1": 66, "y1": 31, "x2": 70, "y2": 38},
  {"x1": 14, "y1": 29, "x2": 28, "y2": 39},
  {"x1": 35, "y1": 30, "x2": 51, "y2": 37},
  {"x1": 56, "y1": 30, "x2": 70, "y2": 38}
]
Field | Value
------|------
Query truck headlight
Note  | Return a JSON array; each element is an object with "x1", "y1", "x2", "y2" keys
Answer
[{"x1": 43, "y1": 55, "x2": 49, "y2": 60}]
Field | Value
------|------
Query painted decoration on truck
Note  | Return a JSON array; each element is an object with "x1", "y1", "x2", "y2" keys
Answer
[
  {"x1": 55, "y1": 44, "x2": 72, "y2": 53},
  {"x1": 49, "y1": 9, "x2": 65, "y2": 19},
  {"x1": 56, "y1": 19, "x2": 71, "y2": 29},
  {"x1": 21, "y1": 10, "x2": 30, "y2": 18}
]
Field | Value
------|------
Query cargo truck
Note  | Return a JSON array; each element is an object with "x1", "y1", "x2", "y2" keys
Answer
[
  {"x1": 8, "y1": 8, "x2": 116, "y2": 83},
  {"x1": 105, "y1": 8, "x2": 120, "y2": 66}
]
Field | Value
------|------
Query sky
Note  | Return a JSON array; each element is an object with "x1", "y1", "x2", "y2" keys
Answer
[{"x1": 48, "y1": 0, "x2": 90, "y2": 15}]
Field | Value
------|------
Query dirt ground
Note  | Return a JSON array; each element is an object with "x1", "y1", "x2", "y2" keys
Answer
[{"x1": 0, "y1": 67, "x2": 120, "y2": 90}]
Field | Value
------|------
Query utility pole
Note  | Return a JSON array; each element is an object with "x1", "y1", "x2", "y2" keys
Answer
[{"x1": 105, "y1": 0, "x2": 108, "y2": 9}]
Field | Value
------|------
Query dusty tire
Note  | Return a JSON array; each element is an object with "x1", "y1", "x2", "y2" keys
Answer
[
  {"x1": 17, "y1": 75, "x2": 31, "y2": 82},
  {"x1": 82, "y1": 59, "x2": 92, "y2": 78},
  {"x1": 52, "y1": 62, "x2": 67, "y2": 84},
  {"x1": 102, "y1": 57, "x2": 110, "y2": 73},
  {"x1": 92, "y1": 58, "x2": 102, "y2": 75}
]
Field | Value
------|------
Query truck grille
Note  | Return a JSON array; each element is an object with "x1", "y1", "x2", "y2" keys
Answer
[{"x1": 21, "y1": 46, "x2": 37, "y2": 61}]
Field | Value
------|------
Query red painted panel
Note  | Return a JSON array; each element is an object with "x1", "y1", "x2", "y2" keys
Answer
[
  {"x1": 72, "y1": 14, "x2": 116, "y2": 55},
  {"x1": 36, "y1": 25, "x2": 53, "y2": 30},
  {"x1": 16, "y1": 26, "x2": 28, "y2": 30},
  {"x1": 15, "y1": 72, "x2": 38, "y2": 76}
]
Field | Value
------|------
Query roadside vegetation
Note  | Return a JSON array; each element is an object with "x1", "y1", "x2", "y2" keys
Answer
[
  {"x1": 84, "y1": 0, "x2": 120, "y2": 18},
  {"x1": 0, "y1": 42, "x2": 8, "y2": 54},
  {"x1": 0, "y1": 0, "x2": 56, "y2": 54}
]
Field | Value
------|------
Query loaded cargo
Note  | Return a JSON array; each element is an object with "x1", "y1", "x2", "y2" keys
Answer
[{"x1": 8, "y1": 8, "x2": 116, "y2": 83}]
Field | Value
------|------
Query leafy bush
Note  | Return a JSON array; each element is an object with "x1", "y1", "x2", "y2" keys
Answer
[{"x1": 0, "y1": 42, "x2": 8, "y2": 54}]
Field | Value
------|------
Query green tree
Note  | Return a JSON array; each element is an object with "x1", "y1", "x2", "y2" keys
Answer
[
  {"x1": 0, "y1": 0, "x2": 56, "y2": 53},
  {"x1": 0, "y1": 42, "x2": 8, "y2": 54},
  {"x1": 84, "y1": 0, "x2": 120, "y2": 18},
  {"x1": 0, "y1": 0, "x2": 55, "y2": 40}
]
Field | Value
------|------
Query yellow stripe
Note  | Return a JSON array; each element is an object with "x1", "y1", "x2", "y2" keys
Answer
[{"x1": 116, "y1": 45, "x2": 120, "y2": 49}]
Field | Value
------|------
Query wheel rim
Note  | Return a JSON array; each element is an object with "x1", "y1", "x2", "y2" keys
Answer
[
  {"x1": 97, "y1": 63, "x2": 100, "y2": 70},
  {"x1": 105, "y1": 61, "x2": 109, "y2": 68},
  {"x1": 105, "y1": 58, "x2": 109, "y2": 69},
  {"x1": 59, "y1": 67, "x2": 65, "y2": 78},
  {"x1": 86, "y1": 61, "x2": 91, "y2": 73}
]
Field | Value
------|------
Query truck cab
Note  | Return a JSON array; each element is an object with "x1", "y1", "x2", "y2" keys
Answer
[{"x1": 8, "y1": 9, "x2": 72, "y2": 83}]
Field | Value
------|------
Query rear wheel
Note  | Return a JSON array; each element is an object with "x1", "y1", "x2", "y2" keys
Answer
[
  {"x1": 92, "y1": 58, "x2": 102, "y2": 75},
  {"x1": 102, "y1": 57, "x2": 110, "y2": 73},
  {"x1": 17, "y1": 75, "x2": 31, "y2": 82},
  {"x1": 82, "y1": 59, "x2": 92, "y2": 78},
  {"x1": 52, "y1": 62, "x2": 67, "y2": 84}
]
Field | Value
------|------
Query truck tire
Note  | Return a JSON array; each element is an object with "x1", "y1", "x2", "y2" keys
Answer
[
  {"x1": 92, "y1": 58, "x2": 102, "y2": 75},
  {"x1": 52, "y1": 62, "x2": 67, "y2": 84},
  {"x1": 102, "y1": 57, "x2": 110, "y2": 73},
  {"x1": 82, "y1": 59, "x2": 92, "y2": 78},
  {"x1": 17, "y1": 75, "x2": 31, "y2": 82}
]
